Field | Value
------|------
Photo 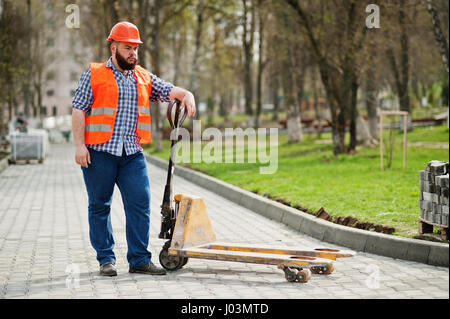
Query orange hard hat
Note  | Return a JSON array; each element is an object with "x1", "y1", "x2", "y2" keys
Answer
[{"x1": 107, "y1": 21, "x2": 143, "y2": 44}]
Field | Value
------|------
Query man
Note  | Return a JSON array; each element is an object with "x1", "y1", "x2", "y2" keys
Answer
[{"x1": 72, "y1": 21, "x2": 196, "y2": 276}]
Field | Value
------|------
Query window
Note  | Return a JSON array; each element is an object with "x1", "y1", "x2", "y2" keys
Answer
[{"x1": 46, "y1": 71, "x2": 55, "y2": 81}]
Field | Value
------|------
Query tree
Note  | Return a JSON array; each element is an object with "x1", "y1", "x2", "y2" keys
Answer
[
  {"x1": 0, "y1": 0, "x2": 29, "y2": 141},
  {"x1": 273, "y1": 4, "x2": 304, "y2": 142},
  {"x1": 284, "y1": 0, "x2": 368, "y2": 154},
  {"x1": 188, "y1": 0, "x2": 235, "y2": 124},
  {"x1": 137, "y1": 0, "x2": 190, "y2": 150},
  {"x1": 385, "y1": 0, "x2": 413, "y2": 130},
  {"x1": 363, "y1": 57, "x2": 380, "y2": 142},
  {"x1": 202, "y1": 5, "x2": 243, "y2": 126}
]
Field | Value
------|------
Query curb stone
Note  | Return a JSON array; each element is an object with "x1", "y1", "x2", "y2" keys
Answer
[{"x1": 145, "y1": 153, "x2": 449, "y2": 267}]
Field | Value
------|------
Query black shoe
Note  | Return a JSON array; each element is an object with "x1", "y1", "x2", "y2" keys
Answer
[
  {"x1": 129, "y1": 262, "x2": 167, "y2": 275},
  {"x1": 100, "y1": 262, "x2": 117, "y2": 276}
]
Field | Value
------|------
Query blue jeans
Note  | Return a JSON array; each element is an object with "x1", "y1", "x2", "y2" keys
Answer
[{"x1": 81, "y1": 147, "x2": 151, "y2": 268}]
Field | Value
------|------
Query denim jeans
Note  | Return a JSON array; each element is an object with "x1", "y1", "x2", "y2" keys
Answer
[{"x1": 81, "y1": 147, "x2": 151, "y2": 268}]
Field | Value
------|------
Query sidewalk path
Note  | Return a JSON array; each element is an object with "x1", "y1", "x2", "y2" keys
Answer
[{"x1": 0, "y1": 144, "x2": 448, "y2": 299}]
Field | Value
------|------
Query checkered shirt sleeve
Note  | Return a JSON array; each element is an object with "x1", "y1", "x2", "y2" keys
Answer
[
  {"x1": 72, "y1": 68, "x2": 93, "y2": 112},
  {"x1": 149, "y1": 73, "x2": 174, "y2": 103}
]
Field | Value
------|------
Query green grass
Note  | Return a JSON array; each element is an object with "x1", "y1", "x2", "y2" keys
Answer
[
  {"x1": 144, "y1": 125, "x2": 449, "y2": 238},
  {"x1": 406, "y1": 124, "x2": 449, "y2": 143}
]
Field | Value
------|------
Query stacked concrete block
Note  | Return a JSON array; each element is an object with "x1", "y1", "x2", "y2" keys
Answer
[{"x1": 419, "y1": 160, "x2": 449, "y2": 226}]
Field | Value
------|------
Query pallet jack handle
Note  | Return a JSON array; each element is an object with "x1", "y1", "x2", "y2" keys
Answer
[{"x1": 159, "y1": 99, "x2": 188, "y2": 239}]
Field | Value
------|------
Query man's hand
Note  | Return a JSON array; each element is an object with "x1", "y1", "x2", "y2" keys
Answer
[
  {"x1": 180, "y1": 91, "x2": 196, "y2": 118},
  {"x1": 170, "y1": 87, "x2": 196, "y2": 118},
  {"x1": 75, "y1": 144, "x2": 91, "y2": 168}
]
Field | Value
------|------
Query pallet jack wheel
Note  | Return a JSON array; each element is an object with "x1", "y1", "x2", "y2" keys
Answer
[
  {"x1": 283, "y1": 267, "x2": 297, "y2": 282},
  {"x1": 181, "y1": 256, "x2": 189, "y2": 267},
  {"x1": 282, "y1": 267, "x2": 311, "y2": 283},
  {"x1": 159, "y1": 241, "x2": 188, "y2": 271},
  {"x1": 310, "y1": 263, "x2": 335, "y2": 275},
  {"x1": 296, "y1": 269, "x2": 312, "y2": 283}
]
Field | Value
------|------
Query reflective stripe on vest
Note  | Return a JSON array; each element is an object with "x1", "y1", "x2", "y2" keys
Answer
[
  {"x1": 85, "y1": 61, "x2": 152, "y2": 145},
  {"x1": 86, "y1": 107, "x2": 116, "y2": 116},
  {"x1": 137, "y1": 123, "x2": 152, "y2": 131},
  {"x1": 138, "y1": 106, "x2": 151, "y2": 115},
  {"x1": 85, "y1": 124, "x2": 113, "y2": 132}
]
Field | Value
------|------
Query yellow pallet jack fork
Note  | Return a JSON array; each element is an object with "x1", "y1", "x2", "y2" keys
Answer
[{"x1": 158, "y1": 100, "x2": 355, "y2": 283}]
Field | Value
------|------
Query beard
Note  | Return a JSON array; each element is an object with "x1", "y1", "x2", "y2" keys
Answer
[{"x1": 115, "y1": 50, "x2": 137, "y2": 71}]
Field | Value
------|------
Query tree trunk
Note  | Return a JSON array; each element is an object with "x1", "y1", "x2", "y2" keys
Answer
[
  {"x1": 242, "y1": 0, "x2": 255, "y2": 124},
  {"x1": 223, "y1": 90, "x2": 232, "y2": 125},
  {"x1": 349, "y1": 73, "x2": 358, "y2": 151},
  {"x1": 356, "y1": 114, "x2": 371, "y2": 145},
  {"x1": 0, "y1": 101, "x2": 5, "y2": 140},
  {"x1": 427, "y1": 0, "x2": 449, "y2": 73},
  {"x1": 271, "y1": 77, "x2": 279, "y2": 122},
  {"x1": 137, "y1": 0, "x2": 150, "y2": 69},
  {"x1": 295, "y1": 60, "x2": 307, "y2": 119},
  {"x1": 335, "y1": 66, "x2": 353, "y2": 154},
  {"x1": 255, "y1": 0, "x2": 264, "y2": 129},
  {"x1": 149, "y1": 0, "x2": 162, "y2": 151},
  {"x1": 386, "y1": 0, "x2": 412, "y2": 131},
  {"x1": 311, "y1": 67, "x2": 322, "y2": 138},
  {"x1": 399, "y1": 2, "x2": 410, "y2": 115},
  {"x1": 365, "y1": 82, "x2": 379, "y2": 141},
  {"x1": 281, "y1": 49, "x2": 302, "y2": 143},
  {"x1": 172, "y1": 33, "x2": 182, "y2": 84},
  {"x1": 330, "y1": 107, "x2": 345, "y2": 154},
  {"x1": 24, "y1": 0, "x2": 32, "y2": 117},
  {"x1": 318, "y1": 58, "x2": 346, "y2": 154},
  {"x1": 190, "y1": 0, "x2": 204, "y2": 123}
]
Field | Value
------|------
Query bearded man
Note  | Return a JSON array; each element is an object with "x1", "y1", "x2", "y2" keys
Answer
[{"x1": 71, "y1": 22, "x2": 196, "y2": 277}]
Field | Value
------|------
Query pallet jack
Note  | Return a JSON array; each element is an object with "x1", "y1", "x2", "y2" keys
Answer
[{"x1": 158, "y1": 100, "x2": 355, "y2": 283}]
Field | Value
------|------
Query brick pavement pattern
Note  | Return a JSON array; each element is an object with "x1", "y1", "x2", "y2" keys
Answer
[{"x1": 0, "y1": 144, "x2": 448, "y2": 299}]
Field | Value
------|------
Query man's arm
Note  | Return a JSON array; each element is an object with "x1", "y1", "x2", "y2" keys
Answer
[
  {"x1": 169, "y1": 86, "x2": 196, "y2": 118},
  {"x1": 72, "y1": 108, "x2": 90, "y2": 168},
  {"x1": 72, "y1": 68, "x2": 93, "y2": 168},
  {"x1": 148, "y1": 73, "x2": 196, "y2": 118}
]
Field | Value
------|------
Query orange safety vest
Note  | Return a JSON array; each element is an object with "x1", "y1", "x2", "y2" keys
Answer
[{"x1": 85, "y1": 61, "x2": 152, "y2": 145}]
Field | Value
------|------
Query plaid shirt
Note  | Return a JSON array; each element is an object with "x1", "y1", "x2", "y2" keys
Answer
[{"x1": 72, "y1": 57, "x2": 173, "y2": 156}]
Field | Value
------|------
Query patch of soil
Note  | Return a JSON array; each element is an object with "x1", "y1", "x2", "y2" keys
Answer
[
  {"x1": 315, "y1": 207, "x2": 395, "y2": 235},
  {"x1": 258, "y1": 193, "x2": 397, "y2": 235}
]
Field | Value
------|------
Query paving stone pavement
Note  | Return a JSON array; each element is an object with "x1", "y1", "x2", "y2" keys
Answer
[{"x1": 0, "y1": 144, "x2": 448, "y2": 299}]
